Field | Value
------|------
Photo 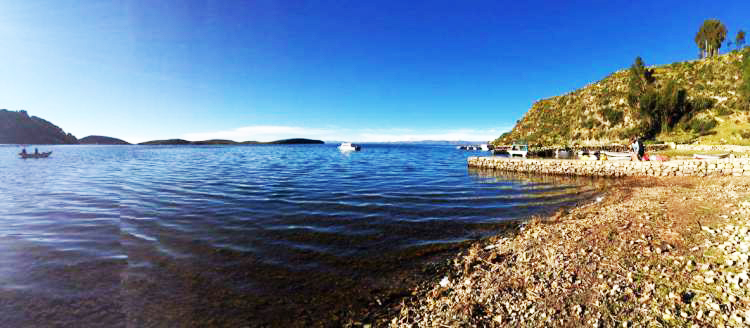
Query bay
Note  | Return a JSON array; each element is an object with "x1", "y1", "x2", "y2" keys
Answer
[{"x1": 0, "y1": 144, "x2": 605, "y2": 326}]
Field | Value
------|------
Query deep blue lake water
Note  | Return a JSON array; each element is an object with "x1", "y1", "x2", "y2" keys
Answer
[{"x1": 0, "y1": 144, "x2": 605, "y2": 326}]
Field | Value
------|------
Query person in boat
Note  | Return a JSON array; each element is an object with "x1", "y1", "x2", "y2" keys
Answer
[
  {"x1": 34, "y1": 148, "x2": 39, "y2": 155},
  {"x1": 21, "y1": 148, "x2": 27, "y2": 156}
]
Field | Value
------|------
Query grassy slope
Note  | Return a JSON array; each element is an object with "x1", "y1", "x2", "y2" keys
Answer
[{"x1": 495, "y1": 51, "x2": 749, "y2": 146}]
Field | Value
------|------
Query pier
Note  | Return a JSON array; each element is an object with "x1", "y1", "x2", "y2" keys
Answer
[{"x1": 468, "y1": 156, "x2": 750, "y2": 177}]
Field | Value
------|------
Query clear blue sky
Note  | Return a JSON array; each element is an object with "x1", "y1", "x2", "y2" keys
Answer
[{"x1": 0, "y1": 0, "x2": 748, "y2": 143}]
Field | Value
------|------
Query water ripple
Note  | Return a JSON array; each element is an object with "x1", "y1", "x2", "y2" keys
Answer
[{"x1": 0, "y1": 144, "x2": 608, "y2": 326}]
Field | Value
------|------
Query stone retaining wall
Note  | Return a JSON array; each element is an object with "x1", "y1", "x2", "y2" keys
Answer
[
  {"x1": 467, "y1": 156, "x2": 750, "y2": 177},
  {"x1": 674, "y1": 144, "x2": 750, "y2": 153}
]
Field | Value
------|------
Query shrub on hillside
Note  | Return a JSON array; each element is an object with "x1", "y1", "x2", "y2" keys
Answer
[
  {"x1": 716, "y1": 106, "x2": 734, "y2": 116},
  {"x1": 637, "y1": 78, "x2": 716, "y2": 137},
  {"x1": 658, "y1": 132, "x2": 696, "y2": 144},
  {"x1": 603, "y1": 107, "x2": 624, "y2": 125},
  {"x1": 688, "y1": 117, "x2": 718, "y2": 135},
  {"x1": 583, "y1": 118, "x2": 596, "y2": 129},
  {"x1": 692, "y1": 96, "x2": 716, "y2": 111},
  {"x1": 740, "y1": 48, "x2": 750, "y2": 110}
]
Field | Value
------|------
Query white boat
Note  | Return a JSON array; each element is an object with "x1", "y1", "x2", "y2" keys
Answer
[
  {"x1": 602, "y1": 151, "x2": 632, "y2": 158},
  {"x1": 338, "y1": 142, "x2": 361, "y2": 152},
  {"x1": 602, "y1": 151, "x2": 633, "y2": 161},
  {"x1": 555, "y1": 150, "x2": 572, "y2": 158},
  {"x1": 605, "y1": 155, "x2": 631, "y2": 161},
  {"x1": 508, "y1": 144, "x2": 528, "y2": 158},
  {"x1": 480, "y1": 144, "x2": 493, "y2": 151},
  {"x1": 693, "y1": 153, "x2": 729, "y2": 160}
]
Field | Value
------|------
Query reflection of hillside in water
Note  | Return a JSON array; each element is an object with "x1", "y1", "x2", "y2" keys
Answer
[
  {"x1": 467, "y1": 168, "x2": 609, "y2": 209},
  {"x1": 468, "y1": 167, "x2": 611, "y2": 189}
]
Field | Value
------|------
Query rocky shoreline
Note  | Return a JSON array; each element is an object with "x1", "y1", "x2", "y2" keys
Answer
[
  {"x1": 377, "y1": 176, "x2": 750, "y2": 327},
  {"x1": 468, "y1": 156, "x2": 750, "y2": 178}
]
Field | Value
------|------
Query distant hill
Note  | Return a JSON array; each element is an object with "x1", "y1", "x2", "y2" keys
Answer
[
  {"x1": 267, "y1": 138, "x2": 324, "y2": 144},
  {"x1": 139, "y1": 139, "x2": 193, "y2": 145},
  {"x1": 79, "y1": 135, "x2": 131, "y2": 145},
  {"x1": 495, "y1": 50, "x2": 749, "y2": 146},
  {"x1": 139, "y1": 138, "x2": 324, "y2": 145},
  {"x1": 0, "y1": 109, "x2": 78, "y2": 144},
  {"x1": 191, "y1": 139, "x2": 238, "y2": 145}
]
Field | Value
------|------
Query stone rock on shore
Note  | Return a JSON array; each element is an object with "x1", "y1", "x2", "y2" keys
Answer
[{"x1": 388, "y1": 176, "x2": 750, "y2": 327}]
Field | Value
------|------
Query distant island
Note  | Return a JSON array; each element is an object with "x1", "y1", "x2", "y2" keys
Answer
[
  {"x1": 138, "y1": 138, "x2": 324, "y2": 145},
  {"x1": 79, "y1": 135, "x2": 131, "y2": 145},
  {"x1": 0, "y1": 109, "x2": 132, "y2": 145},
  {"x1": 0, "y1": 109, "x2": 325, "y2": 146}
]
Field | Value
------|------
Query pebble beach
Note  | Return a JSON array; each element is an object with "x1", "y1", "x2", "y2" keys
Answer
[{"x1": 379, "y1": 176, "x2": 750, "y2": 327}]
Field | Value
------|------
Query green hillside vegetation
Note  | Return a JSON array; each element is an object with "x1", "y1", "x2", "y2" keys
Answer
[{"x1": 495, "y1": 49, "x2": 750, "y2": 146}]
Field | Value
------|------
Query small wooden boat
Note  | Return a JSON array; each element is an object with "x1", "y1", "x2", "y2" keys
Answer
[
  {"x1": 693, "y1": 153, "x2": 729, "y2": 160},
  {"x1": 19, "y1": 151, "x2": 52, "y2": 159},
  {"x1": 602, "y1": 151, "x2": 632, "y2": 158},
  {"x1": 602, "y1": 151, "x2": 632, "y2": 161}
]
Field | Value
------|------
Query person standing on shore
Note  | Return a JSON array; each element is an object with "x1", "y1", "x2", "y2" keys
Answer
[
  {"x1": 630, "y1": 137, "x2": 639, "y2": 161},
  {"x1": 637, "y1": 137, "x2": 645, "y2": 160}
]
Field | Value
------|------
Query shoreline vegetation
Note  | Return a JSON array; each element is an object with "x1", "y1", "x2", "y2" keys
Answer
[{"x1": 370, "y1": 176, "x2": 750, "y2": 327}]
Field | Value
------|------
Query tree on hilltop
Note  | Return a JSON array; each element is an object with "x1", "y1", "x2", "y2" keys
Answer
[
  {"x1": 627, "y1": 56, "x2": 654, "y2": 108},
  {"x1": 737, "y1": 30, "x2": 746, "y2": 50},
  {"x1": 695, "y1": 19, "x2": 727, "y2": 58}
]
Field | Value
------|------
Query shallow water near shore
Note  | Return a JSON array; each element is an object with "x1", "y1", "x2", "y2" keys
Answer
[{"x1": 0, "y1": 144, "x2": 606, "y2": 326}]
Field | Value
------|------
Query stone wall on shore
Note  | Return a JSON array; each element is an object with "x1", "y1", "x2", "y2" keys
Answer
[
  {"x1": 467, "y1": 156, "x2": 750, "y2": 177},
  {"x1": 673, "y1": 144, "x2": 750, "y2": 153}
]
